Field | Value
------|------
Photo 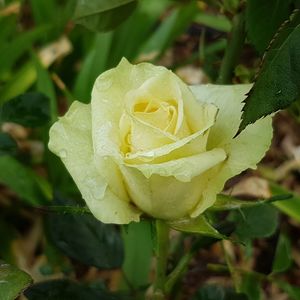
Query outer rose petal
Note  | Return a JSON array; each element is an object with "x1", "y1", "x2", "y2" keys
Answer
[
  {"x1": 190, "y1": 116, "x2": 273, "y2": 217},
  {"x1": 190, "y1": 84, "x2": 252, "y2": 148},
  {"x1": 48, "y1": 101, "x2": 141, "y2": 224},
  {"x1": 120, "y1": 165, "x2": 206, "y2": 220}
]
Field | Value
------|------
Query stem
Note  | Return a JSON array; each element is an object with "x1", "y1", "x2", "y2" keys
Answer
[
  {"x1": 222, "y1": 240, "x2": 241, "y2": 292},
  {"x1": 153, "y1": 220, "x2": 170, "y2": 300},
  {"x1": 217, "y1": 11, "x2": 246, "y2": 84},
  {"x1": 165, "y1": 251, "x2": 193, "y2": 294}
]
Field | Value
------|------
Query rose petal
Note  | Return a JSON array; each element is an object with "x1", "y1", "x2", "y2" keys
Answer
[
  {"x1": 126, "y1": 148, "x2": 226, "y2": 182},
  {"x1": 190, "y1": 116, "x2": 273, "y2": 217},
  {"x1": 190, "y1": 84, "x2": 252, "y2": 148},
  {"x1": 48, "y1": 101, "x2": 141, "y2": 224},
  {"x1": 91, "y1": 58, "x2": 167, "y2": 160},
  {"x1": 120, "y1": 165, "x2": 205, "y2": 220}
]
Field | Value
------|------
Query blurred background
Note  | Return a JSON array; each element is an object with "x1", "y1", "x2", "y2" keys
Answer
[{"x1": 0, "y1": 0, "x2": 300, "y2": 299}]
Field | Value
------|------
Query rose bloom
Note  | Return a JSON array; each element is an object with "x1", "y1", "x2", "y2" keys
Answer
[{"x1": 49, "y1": 59, "x2": 272, "y2": 224}]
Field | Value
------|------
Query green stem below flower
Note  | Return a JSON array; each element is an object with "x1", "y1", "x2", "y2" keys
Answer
[{"x1": 153, "y1": 220, "x2": 170, "y2": 300}]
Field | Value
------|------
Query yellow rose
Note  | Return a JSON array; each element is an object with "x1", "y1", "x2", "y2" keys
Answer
[{"x1": 48, "y1": 59, "x2": 272, "y2": 224}]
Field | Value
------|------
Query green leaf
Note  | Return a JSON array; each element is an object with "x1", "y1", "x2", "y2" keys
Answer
[
  {"x1": 168, "y1": 215, "x2": 226, "y2": 239},
  {"x1": 271, "y1": 182, "x2": 300, "y2": 223},
  {"x1": 33, "y1": 53, "x2": 57, "y2": 121},
  {"x1": 46, "y1": 197, "x2": 124, "y2": 269},
  {"x1": 0, "y1": 25, "x2": 51, "y2": 75},
  {"x1": 192, "y1": 284, "x2": 248, "y2": 300},
  {"x1": 272, "y1": 232, "x2": 292, "y2": 273},
  {"x1": 246, "y1": 0, "x2": 292, "y2": 53},
  {"x1": 210, "y1": 193, "x2": 291, "y2": 211},
  {"x1": 0, "y1": 132, "x2": 17, "y2": 156},
  {"x1": 194, "y1": 12, "x2": 231, "y2": 32},
  {"x1": 240, "y1": 10, "x2": 300, "y2": 130},
  {"x1": 73, "y1": 32, "x2": 113, "y2": 101},
  {"x1": 230, "y1": 204, "x2": 279, "y2": 241},
  {"x1": 0, "y1": 92, "x2": 50, "y2": 127},
  {"x1": 240, "y1": 273, "x2": 262, "y2": 300},
  {"x1": 0, "y1": 261, "x2": 32, "y2": 300},
  {"x1": 121, "y1": 221, "x2": 153, "y2": 289},
  {"x1": 140, "y1": 1, "x2": 198, "y2": 58},
  {"x1": 0, "y1": 61, "x2": 37, "y2": 104},
  {"x1": 24, "y1": 279, "x2": 127, "y2": 300},
  {"x1": 276, "y1": 281, "x2": 300, "y2": 300},
  {"x1": 0, "y1": 156, "x2": 48, "y2": 205},
  {"x1": 73, "y1": 0, "x2": 138, "y2": 32}
]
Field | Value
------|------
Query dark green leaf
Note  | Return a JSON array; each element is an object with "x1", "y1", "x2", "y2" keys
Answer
[
  {"x1": 73, "y1": 0, "x2": 138, "y2": 32},
  {"x1": 24, "y1": 279, "x2": 127, "y2": 300},
  {"x1": 231, "y1": 204, "x2": 279, "y2": 241},
  {"x1": 47, "y1": 197, "x2": 124, "y2": 269},
  {"x1": 0, "y1": 92, "x2": 50, "y2": 127},
  {"x1": 246, "y1": 0, "x2": 292, "y2": 53},
  {"x1": 241, "y1": 10, "x2": 300, "y2": 129},
  {"x1": 272, "y1": 232, "x2": 292, "y2": 273},
  {"x1": 0, "y1": 261, "x2": 32, "y2": 300},
  {"x1": 0, "y1": 132, "x2": 17, "y2": 156},
  {"x1": 168, "y1": 215, "x2": 226, "y2": 239},
  {"x1": 0, "y1": 156, "x2": 49, "y2": 205},
  {"x1": 193, "y1": 284, "x2": 248, "y2": 300}
]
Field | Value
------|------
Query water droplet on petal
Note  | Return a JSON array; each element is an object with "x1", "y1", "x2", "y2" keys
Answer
[{"x1": 59, "y1": 149, "x2": 67, "y2": 158}]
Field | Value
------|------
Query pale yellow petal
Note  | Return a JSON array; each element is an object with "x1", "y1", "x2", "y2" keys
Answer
[
  {"x1": 190, "y1": 116, "x2": 273, "y2": 217},
  {"x1": 125, "y1": 103, "x2": 218, "y2": 164},
  {"x1": 127, "y1": 148, "x2": 226, "y2": 182},
  {"x1": 120, "y1": 165, "x2": 205, "y2": 220},
  {"x1": 91, "y1": 58, "x2": 167, "y2": 159},
  {"x1": 48, "y1": 101, "x2": 140, "y2": 224},
  {"x1": 189, "y1": 84, "x2": 252, "y2": 148}
]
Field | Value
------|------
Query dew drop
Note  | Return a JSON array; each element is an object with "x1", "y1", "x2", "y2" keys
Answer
[{"x1": 59, "y1": 149, "x2": 67, "y2": 158}]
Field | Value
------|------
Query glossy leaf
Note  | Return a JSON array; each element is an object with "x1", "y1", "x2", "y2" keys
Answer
[
  {"x1": 46, "y1": 197, "x2": 124, "y2": 269},
  {"x1": 73, "y1": 0, "x2": 138, "y2": 32},
  {"x1": 246, "y1": 0, "x2": 292, "y2": 53},
  {"x1": 0, "y1": 261, "x2": 32, "y2": 300},
  {"x1": 24, "y1": 279, "x2": 127, "y2": 300},
  {"x1": 168, "y1": 215, "x2": 226, "y2": 239},
  {"x1": 272, "y1": 232, "x2": 292, "y2": 273},
  {"x1": 0, "y1": 92, "x2": 50, "y2": 127},
  {"x1": 241, "y1": 10, "x2": 300, "y2": 129}
]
